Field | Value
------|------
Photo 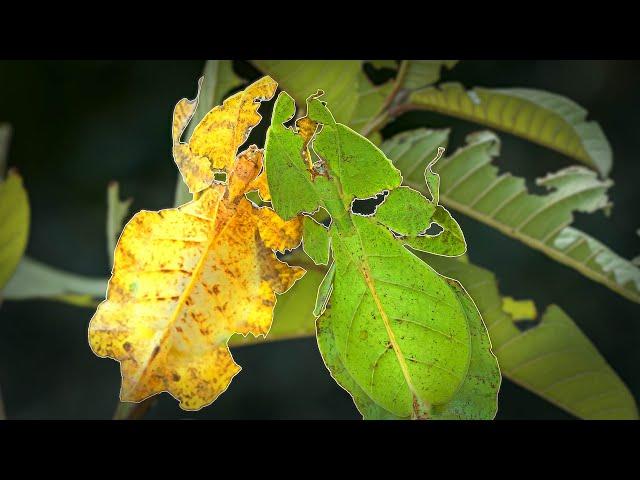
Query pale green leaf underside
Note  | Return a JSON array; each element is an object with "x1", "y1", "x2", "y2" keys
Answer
[
  {"x1": 383, "y1": 129, "x2": 640, "y2": 304},
  {"x1": 174, "y1": 60, "x2": 244, "y2": 207},
  {"x1": 408, "y1": 83, "x2": 612, "y2": 176},
  {"x1": 3, "y1": 257, "x2": 107, "y2": 307},
  {"x1": 426, "y1": 255, "x2": 638, "y2": 420},
  {"x1": 0, "y1": 170, "x2": 29, "y2": 290}
]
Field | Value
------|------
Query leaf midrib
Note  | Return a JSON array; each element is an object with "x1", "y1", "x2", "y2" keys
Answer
[
  {"x1": 407, "y1": 89, "x2": 597, "y2": 171},
  {"x1": 346, "y1": 225, "x2": 428, "y2": 416},
  {"x1": 129, "y1": 190, "x2": 232, "y2": 393}
]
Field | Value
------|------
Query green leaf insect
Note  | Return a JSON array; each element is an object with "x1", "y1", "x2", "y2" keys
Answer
[{"x1": 264, "y1": 90, "x2": 501, "y2": 419}]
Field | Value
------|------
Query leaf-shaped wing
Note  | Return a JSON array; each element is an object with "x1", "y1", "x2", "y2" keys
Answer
[
  {"x1": 407, "y1": 83, "x2": 612, "y2": 176},
  {"x1": 383, "y1": 129, "x2": 640, "y2": 303},
  {"x1": 324, "y1": 216, "x2": 479, "y2": 418},
  {"x1": 317, "y1": 272, "x2": 500, "y2": 420}
]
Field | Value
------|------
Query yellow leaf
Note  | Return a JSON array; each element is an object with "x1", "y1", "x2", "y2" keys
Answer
[
  {"x1": 501, "y1": 296, "x2": 538, "y2": 321},
  {"x1": 89, "y1": 78, "x2": 304, "y2": 411},
  {"x1": 173, "y1": 76, "x2": 278, "y2": 194},
  {"x1": 247, "y1": 169, "x2": 271, "y2": 202},
  {"x1": 0, "y1": 169, "x2": 30, "y2": 290}
]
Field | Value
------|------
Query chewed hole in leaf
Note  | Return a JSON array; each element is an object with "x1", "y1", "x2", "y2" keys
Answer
[
  {"x1": 309, "y1": 206, "x2": 331, "y2": 228},
  {"x1": 213, "y1": 171, "x2": 228, "y2": 184},
  {"x1": 245, "y1": 190, "x2": 266, "y2": 207},
  {"x1": 421, "y1": 223, "x2": 444, "y2": 236},
  {"x1": 351, "y1": 191, "x2": 388, "y2": 217}
]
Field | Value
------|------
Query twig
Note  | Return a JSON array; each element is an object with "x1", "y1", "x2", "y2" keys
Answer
[
  {"x1": 113, "y1": 398, "x2": 157, "y2": 420},
  {"x1": 360, "y1": 61, "x2": 410, "y2": 138}
]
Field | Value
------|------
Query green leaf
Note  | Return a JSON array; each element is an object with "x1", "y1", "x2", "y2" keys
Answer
[
  {"x1": 349, "y1": 72, "x2": 394, "y2": 140},
  {"x1": 0, "y1": 170, "x2": 29, "y2": 291},
  {"x1": 173, "y1": 60, "x2": 244, "y2": 207},
  {"x1": 252, "y1": 61, "x2": 363, "y2": 126},
  {"x1": 402, "y1": 60, "x2": 458, "y2": 90},
  {"x1": 3, "y1": 257, "x2": 106, "y2": 307},
  {"x1": 106, "y1": 182, "x2": 132, "y2": 264},
  {"x1": 407, "y1": 83, "x2": 612, "y2": 176},
  {"x1": 425, "y1": 254, "x2": 639, "y2": 419},
  {"x1": 264, "y1": 91, "x2": 500, "y2": 419},
  {"x1": 384, "y1": 129, "x2": 640, "y2": 303}
]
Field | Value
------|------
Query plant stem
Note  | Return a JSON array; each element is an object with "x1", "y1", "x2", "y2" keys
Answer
[
  {"x1": 360, "y1": 61, "x2": 409, "y2": 138},
  {"x1": 110, "y1": 328, "x2": 323, "y2": 420},
  {"x1": 113, "y1": 398, "x2": 157, "y2": 420}
]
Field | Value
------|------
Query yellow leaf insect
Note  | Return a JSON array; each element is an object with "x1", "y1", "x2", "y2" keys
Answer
[{"x1": 88, "y1": 77, "x2": 305, "y2": 410}]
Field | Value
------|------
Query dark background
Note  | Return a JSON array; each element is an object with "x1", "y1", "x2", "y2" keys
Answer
[{"x1": 0, "y1": 60, "x2": 638, "y2": 419}]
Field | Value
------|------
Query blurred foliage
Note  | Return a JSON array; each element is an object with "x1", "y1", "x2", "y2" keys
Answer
[{"x1": 0, "y1": 60, "x2": 638, "y2": 419}]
